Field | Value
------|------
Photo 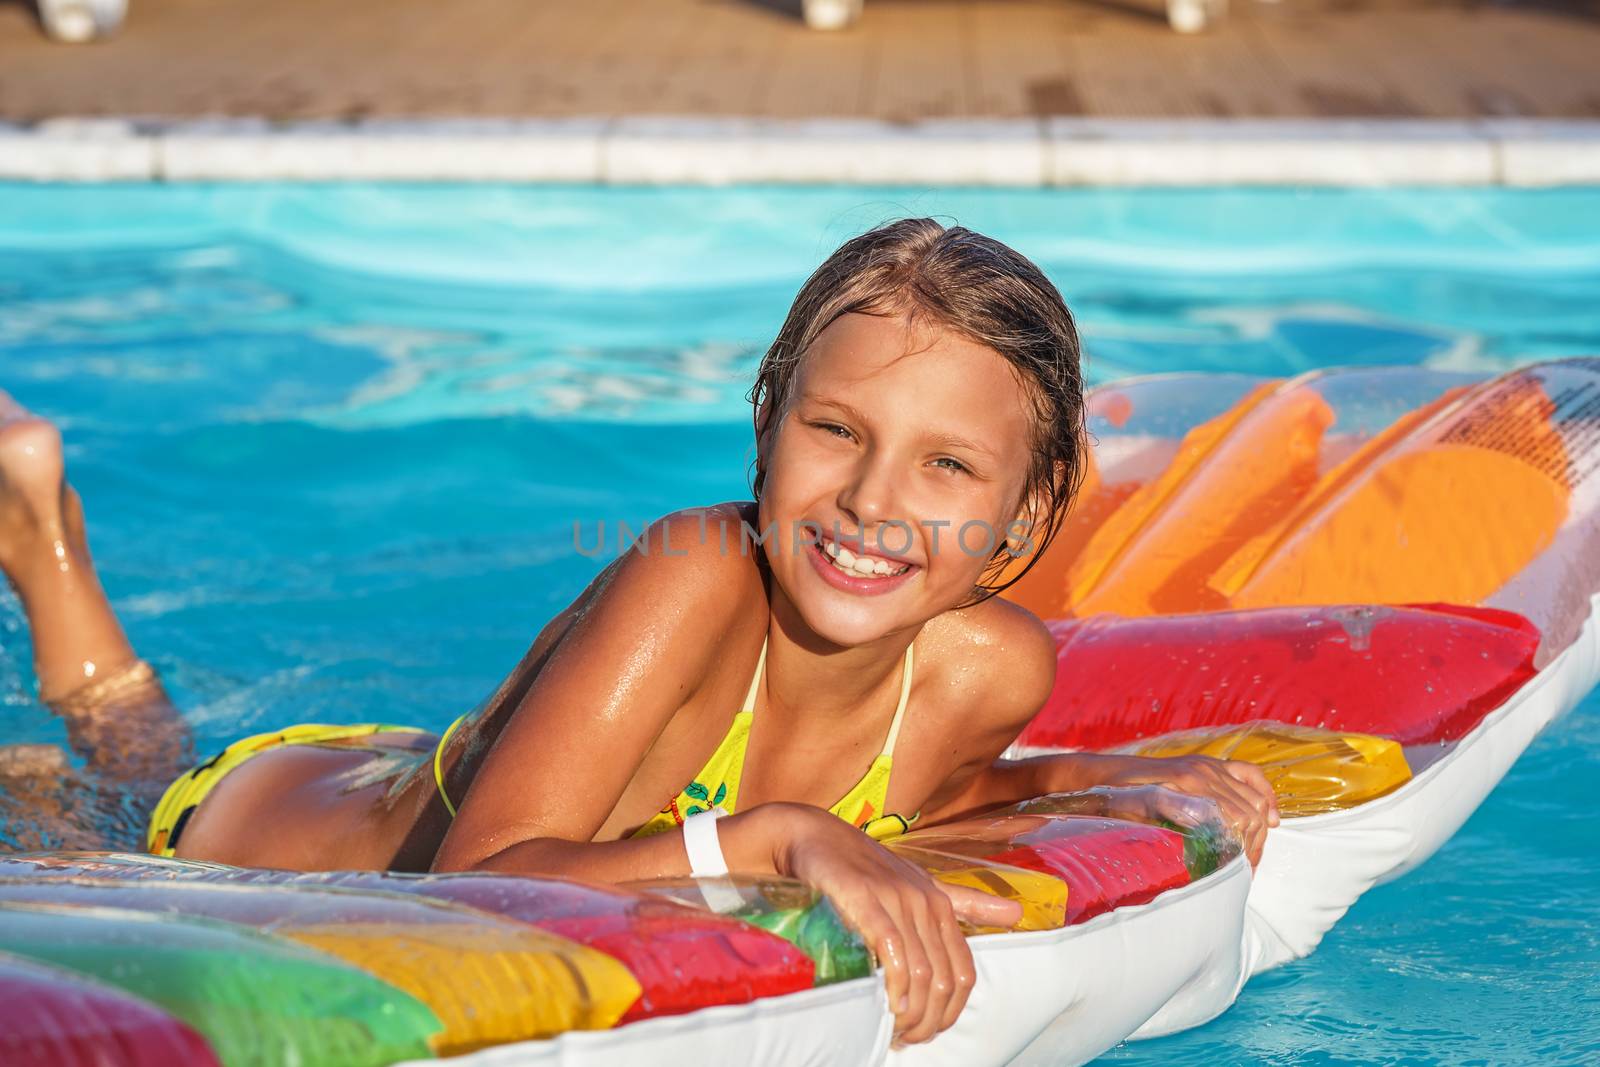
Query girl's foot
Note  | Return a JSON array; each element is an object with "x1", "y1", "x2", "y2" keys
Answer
[
  {"x1": 0, "y1": 390, "x2": 137, "y2": 704},
  {"x1": 0, "y1": 391, "x2": 89, "y2": 599}
]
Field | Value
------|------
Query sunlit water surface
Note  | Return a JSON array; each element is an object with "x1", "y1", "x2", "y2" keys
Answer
[{"x1": 1, "y1": 184, "x2": 1597, "y2": 1064}]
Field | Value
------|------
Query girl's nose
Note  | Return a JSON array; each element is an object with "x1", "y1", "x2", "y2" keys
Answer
[{"x1": 837, "y1": 449, "x2": 900, "y2": 532}]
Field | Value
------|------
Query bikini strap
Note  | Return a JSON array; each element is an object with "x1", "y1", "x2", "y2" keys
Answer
[
  {"x1": 880, "y1": 641, "x2": 915, "y2": 757},
  {"x1": 741, "y1": 636, "x2": 769, "y2": 713},
  {"x1": 434, "y1": 713, "x2": 468, "y2": 818}
]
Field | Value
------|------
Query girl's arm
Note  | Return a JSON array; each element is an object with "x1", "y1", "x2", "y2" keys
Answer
[
  {"x1": 913, "y1": 605, "x2": 1279, "y2": 864},
  {"x1": 430, "y1": 511, "x2": 742, "y2": 876},
  {"x1": 430, "y1": 508, "x2": 1016, "y2": 1045},
  {"x1": 927, "y1": 752, "x2": 1280, "y2": 865}
]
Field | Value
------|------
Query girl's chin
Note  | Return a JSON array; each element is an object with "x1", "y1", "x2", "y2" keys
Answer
[
  {"x1": 795, "y1": 613, "x2": 901, "y2": 651},
  {"x1": 784, "y1": 575, "x2": 935, "y2": 648}
]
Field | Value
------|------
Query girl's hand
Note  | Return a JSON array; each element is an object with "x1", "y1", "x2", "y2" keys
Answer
[
  {"x1": 1088, "y1": 753, "x2": 1280, "y2": 866},
  {"x1": 761, "y1": 803, "x2": 1022, "y2": 1045}
]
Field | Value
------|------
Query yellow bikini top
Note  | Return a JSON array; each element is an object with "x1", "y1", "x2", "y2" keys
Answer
[
  {"x1": 433, "y1": 637, "x2": 918, "y2": 842},
  {"x1": 630, "y1": 636, "x2": 918, "y2": 843}
]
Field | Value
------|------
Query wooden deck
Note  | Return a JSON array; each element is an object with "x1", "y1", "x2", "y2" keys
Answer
[{"x1": 1, "y1": 0, "x2": 1598, "y2": 122}]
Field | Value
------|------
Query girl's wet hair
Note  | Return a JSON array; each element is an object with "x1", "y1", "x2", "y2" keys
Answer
[{"x1": 748, "y1": 217, "x2": 1088, "y2": 606}]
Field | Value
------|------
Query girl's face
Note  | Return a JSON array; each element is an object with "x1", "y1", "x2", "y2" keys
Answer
[{"x1": 757, "y1": 311, "x2": 1038, "y2": 649}]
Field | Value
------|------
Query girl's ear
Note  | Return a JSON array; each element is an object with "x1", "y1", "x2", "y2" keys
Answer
[
  {"x1": 1007, "y1": 461, "x2": 1066, "y2": 558},
  {"x1": 1005, "y1": 499, "x2": 1038, "y2": 560}
]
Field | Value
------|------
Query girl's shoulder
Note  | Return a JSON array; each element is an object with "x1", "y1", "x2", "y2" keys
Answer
[
  {"x1": 539, "y1": 502, "x2": 767, "y2": 725},
  {"x1": 916, "y1": 594, "x2": 1058, "y2": 737},
  {"x1": 582, "y1": 501, "x2": 767, "y2": 626},
  {"x1": 629, "y1": 501, "x2": 766, "y2": 578}
]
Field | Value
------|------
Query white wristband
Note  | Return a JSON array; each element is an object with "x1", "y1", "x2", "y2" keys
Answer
[{"x1": 682, "y1": 805, "x2": 730, "y2": 878}]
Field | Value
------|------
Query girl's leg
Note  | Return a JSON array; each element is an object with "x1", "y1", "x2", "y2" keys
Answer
[{"x1": 0, "y1": 392, "x2": 190, "y2": 795}]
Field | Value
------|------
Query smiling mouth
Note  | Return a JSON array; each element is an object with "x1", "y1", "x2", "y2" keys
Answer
[{"x1": 820, "y1": 537, "x2": 913, "y2": 578}]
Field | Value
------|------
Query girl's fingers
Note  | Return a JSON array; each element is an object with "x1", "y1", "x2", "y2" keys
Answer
[
  {"x1": 1233, "y1": 802, "x2": 1267, "y2": 863},
  {"x1": 896, "y1": 891, "x2": 954, "y2": 1045},
  {"x1": 1221, "y1": 792, "x2": 1267, "y2": 865},
  {"x1": 1193, "y1": 769, "x2": 1251, "y2": 826},
  {"x1": 859, "y1": 902, "x2": 910, "y2": 1020},
  {"x1": 938, "y1": 880, "x2": 1024, "y2": 930},
  {"x1": 1120, "y1": 755, "x2": 1275, "y2": 864},
  {"x1": 889, "y1": 896, "x2": 936, "y2": 1042},
  {"x1": 1214, "y1": 765, "x2": 1275, "y2": 857},
  {"x1": 1208, "y1": 765, "x2": 1266, "y2": 824},
  {"x1": 931, "y1": 893, "x2": 976, "y2": 1034},
  {"x1": 1222, "y1": 760, "x2": 1281, "y2": 825},
  {"x1": 1197, "y1": 771, "x2": 1266, "y2": 864}
]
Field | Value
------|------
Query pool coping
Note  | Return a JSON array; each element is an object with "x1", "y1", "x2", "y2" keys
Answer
[{"x1": 2, "y1": 116, "x2": 1598, "y2": 186}]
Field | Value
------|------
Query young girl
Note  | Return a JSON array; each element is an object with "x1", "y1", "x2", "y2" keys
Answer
[{"x1": 0, "y1": 219, "x2": 1276, "y2": 1045}]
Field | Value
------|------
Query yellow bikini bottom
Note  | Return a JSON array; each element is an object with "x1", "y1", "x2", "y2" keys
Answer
[{"x1": 145, "y1": 722, "x2": 428, "y2": 857}]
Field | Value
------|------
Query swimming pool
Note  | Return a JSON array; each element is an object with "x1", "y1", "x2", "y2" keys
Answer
[{"x1": 2, "y1": 183, "x2": 1597, "y2": 1063}]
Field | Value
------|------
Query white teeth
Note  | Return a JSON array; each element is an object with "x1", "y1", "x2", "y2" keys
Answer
[{"x1": 820, "y1": 537, "x2": 910, "y2": 579}]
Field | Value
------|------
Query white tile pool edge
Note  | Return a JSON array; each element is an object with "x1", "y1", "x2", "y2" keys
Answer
[{"x1": 2, "y1": 117, "x2": 1598, "y2": 186}]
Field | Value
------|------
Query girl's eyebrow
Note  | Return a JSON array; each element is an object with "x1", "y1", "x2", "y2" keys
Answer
[
  {"x1": 925, "y1": 430, "x2": 999, "y2": 461},
  {"x1": 799, "y1": 393, "x2": 998, "y2": 461},
  {"x1": 797, "y1": 393, "x2": 867, "y2": 423}
]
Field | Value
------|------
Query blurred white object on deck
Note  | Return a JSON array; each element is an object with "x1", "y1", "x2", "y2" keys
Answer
[
  {"x1": 38, "y1": 0, "x2": 126, "y2": 42},
  {"x1": 805, "y1": 0, "x2": 1228, "y2": 33},
  {"x1": 1167, "y1": 0, "x2": 1228, "y2": 33},
  {"x1": 802, "y1": 0, "x2": 863, "y2": 30}
]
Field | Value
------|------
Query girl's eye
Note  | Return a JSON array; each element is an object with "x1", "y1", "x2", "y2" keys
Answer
[
  {"x1": 932, "y1": 457, "x2": 970, "y2": 475},
  {"x1": 811, "y1": 421, "x2": 853, "y2": 441}
]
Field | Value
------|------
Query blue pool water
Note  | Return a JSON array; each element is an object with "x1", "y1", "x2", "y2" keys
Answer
[{"x1": 1, "y1": 184, "x2": 1597, "y2": 1063}]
